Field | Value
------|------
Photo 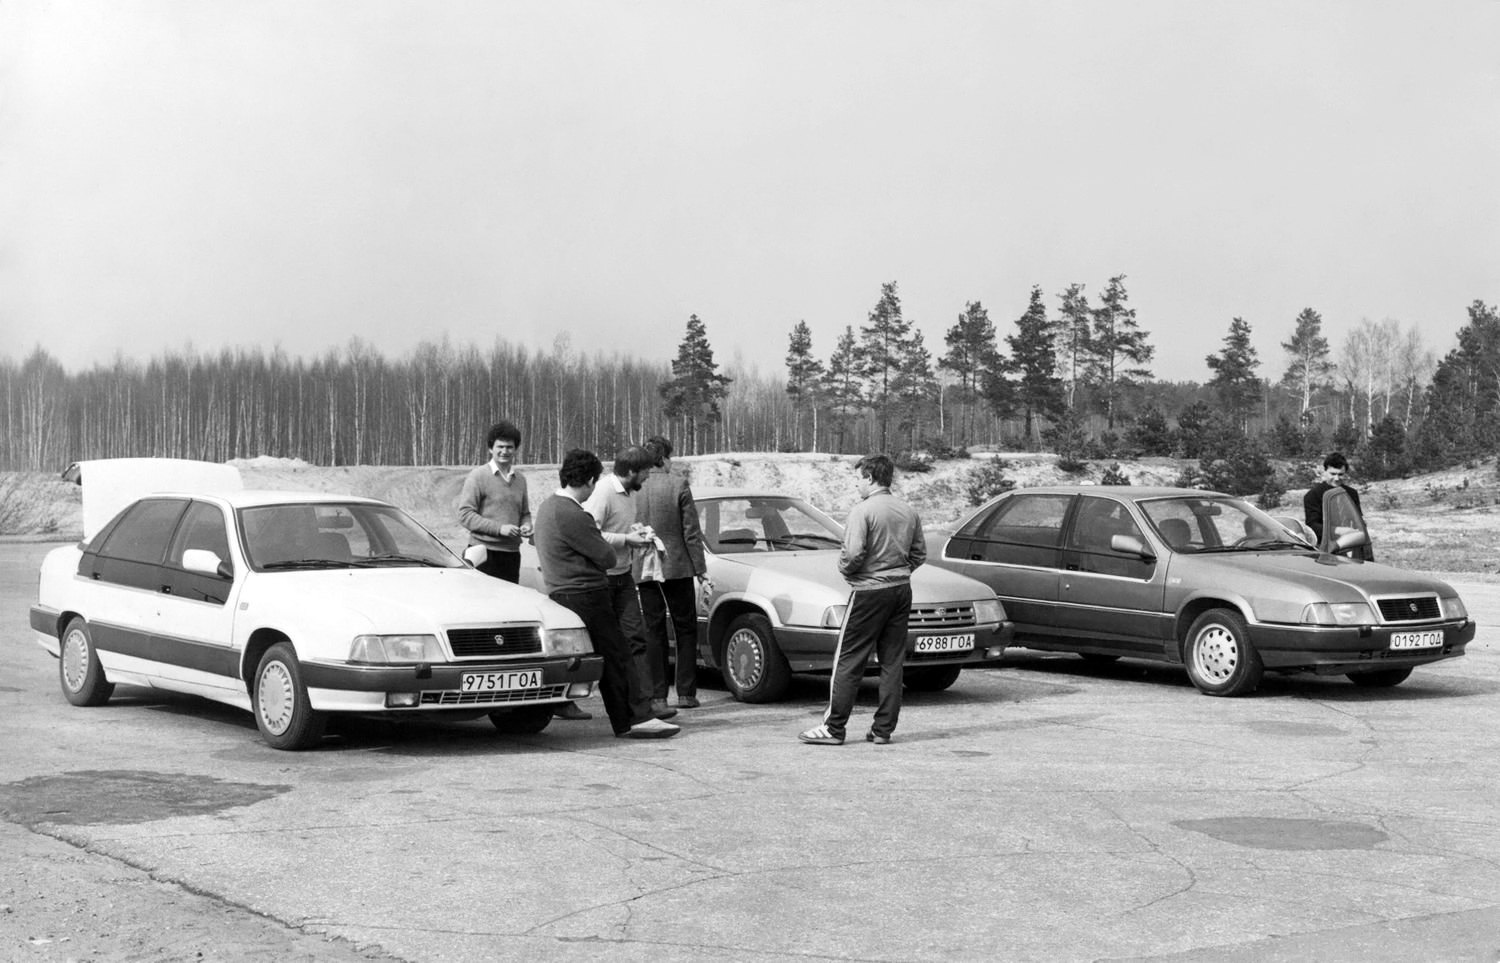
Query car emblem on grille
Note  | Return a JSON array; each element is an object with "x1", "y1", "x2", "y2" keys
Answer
[
  {"x1": 1409, "y1": 602, "x2": 1419, "y2": 614},
  {"x1": 493, "y1": 635, "x2": 505, "y2": 646}
]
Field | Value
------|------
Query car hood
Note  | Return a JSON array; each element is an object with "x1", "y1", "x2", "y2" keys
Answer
[
  {"x1": 244, "y1": 566, "x2": 585, "y2": 638},
  {"x1": 1173, "y1": 551, "x2": 1459, "y2": 602},
  {"x1": 712, "y1": 551, "x2": 996, "y2": 604}
]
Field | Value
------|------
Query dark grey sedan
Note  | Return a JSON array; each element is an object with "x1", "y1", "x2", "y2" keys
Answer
[{"x1": 931, "y1": 485, "x2": 1474, "y2": 695}]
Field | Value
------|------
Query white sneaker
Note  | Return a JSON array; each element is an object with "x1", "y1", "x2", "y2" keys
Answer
[{"x1": 624, "y1": 718, "x2": 680, "y2": 739}]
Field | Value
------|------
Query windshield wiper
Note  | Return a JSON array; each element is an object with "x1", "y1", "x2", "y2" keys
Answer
[
  {"x1": 364, "y1": 553, "x2": 451, "y2": 568},
  {"x1": 260, "y1": 558, "x2": 362, "y2": 570}
]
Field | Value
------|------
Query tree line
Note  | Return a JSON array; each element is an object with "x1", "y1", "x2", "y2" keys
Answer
[{"x1": 2, "y1": 288, "x2": 1495, "y2": 482}]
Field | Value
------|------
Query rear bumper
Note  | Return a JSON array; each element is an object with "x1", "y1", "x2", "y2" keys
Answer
[{"x1": 1251, "y1": 619, "x2": 1474, "y2": 673}]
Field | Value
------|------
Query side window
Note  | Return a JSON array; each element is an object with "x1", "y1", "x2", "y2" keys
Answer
[
  {"x1": 1067, "y1": 496, "x2": 1152, "y2": 578},
  {"x1": 964, "y1": 493, "x2": 1072, "y2": 567},
  {"x1": 98, "y1": 499, "x2": 188, "y2": 565},
  {"x1": 167, "y1": 502, "x2": 232, "y2": 569}
]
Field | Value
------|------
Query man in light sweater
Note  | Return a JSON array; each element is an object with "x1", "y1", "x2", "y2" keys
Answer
[
  {"x1": 533, "y1": 449, "x2": 679, "y2": 739},
  {"x1": 459, "y1": 420, "x2": 590, "y2": 720},
  {"x1": 582, "y1": 446, "x2": 674, "y2": 720},
  {"x1": 799, "y1": 453, "x2": 926, "y2": 747}
]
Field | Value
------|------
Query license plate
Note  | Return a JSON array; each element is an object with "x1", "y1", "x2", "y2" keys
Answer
[
  {"x1": 461, "y1": 670, "x2": 543, "y2": 692},
  {"x1": 915, "y1": 633, "x2": 974, "y2": 654},
  {"x1": 1389, "y1": 631, "x2": 1442, "y2": 651}
]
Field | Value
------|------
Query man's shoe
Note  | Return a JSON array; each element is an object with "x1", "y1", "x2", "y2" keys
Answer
[
  {"x1": 624, "y1": 718, "x2": 680, "y2": 739},
  {"x1": 651, "y1": 700, "x2": 678, "y2": 720},
  {"x1": 552, "y1": 702, "x2": 592, "y2": 721},
  {"x1": 797, "y1": 725, "x2": 844, "y2": 746},
  {"x1": 865, "y1": 730, "x2": 891, "y2": 745},
  {"x1": 676, "y1": 696, "x2": 701, "y2": 709}
]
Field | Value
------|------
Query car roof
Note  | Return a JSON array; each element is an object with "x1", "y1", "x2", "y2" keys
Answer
[
  {"x1": 1009, "y1": 485, "x2": 1232, "y2": 500},
  {"x1": 201, "y1": 490, "x2": 391, "y2": 510},
  {"x1": 694, "y1": 487, "x2": 810, "y2": 500}
]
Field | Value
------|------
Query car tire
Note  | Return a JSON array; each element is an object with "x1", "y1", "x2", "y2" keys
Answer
[
  {"x1": 1184, "y1": 608, "x2": 1263, "y2": 696},
  {"x1": 59, "y1": 618, "x2": 114, "y2": 707},
  {"x1": 1347, "y1": 667, "x2": 1414, "y2": 688},
  {"x1": 903, "y1": 664, "x2": 962, "y2": 691},
  {"x1": 489, "y1": 705, "x2": 554, "y2": 734},
  {"x1": 253, "y1": 642, "x2": 326, "y2": 750},
  {"x1": 722, "y1": 613, "x2": 791, "y2": 703}
]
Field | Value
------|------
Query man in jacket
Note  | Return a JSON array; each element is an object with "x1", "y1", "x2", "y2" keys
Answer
[
  {"x1": 634, "y1": 435, "x2": 711, "y2": 711},
  {"x1": 533, "y1": 449, "x2": 679, "y2": 740},
  {"x1": 799, "y1": 453, "x2": 925, "y2": 747}
]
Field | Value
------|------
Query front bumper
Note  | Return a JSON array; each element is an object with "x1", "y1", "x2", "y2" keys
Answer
[
  {"x1": 1251, "y1": 619, "x2": 1474, "y2": 673},
  {"x1": 300, "y1": 655, "x2": 604, "y2": 712},
  {"x1": 776, "y1": 621, "x2": 1013, "y2": 673}
]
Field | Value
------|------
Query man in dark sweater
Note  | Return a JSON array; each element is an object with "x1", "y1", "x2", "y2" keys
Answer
[
  {"x1": 533, "y1": 449, "x2": 679, "y2": 739},
  {"x1": 1303, "y1": 450, "x2": 1371, "y2": 559}
]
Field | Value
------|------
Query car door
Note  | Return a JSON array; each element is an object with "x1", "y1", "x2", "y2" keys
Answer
[
  {"x1": 1056, "y1": 495, "x2": 1169, "y2": 652},
  {"x1": 153, "y1": 499, "x2": 243, "y2": 693},
  {"x1": 77, "y1": 497, "x2": 189, "y2": 678},
  {"x1": 941, "y1": 492, "x2": 1070, "y2": 635}
]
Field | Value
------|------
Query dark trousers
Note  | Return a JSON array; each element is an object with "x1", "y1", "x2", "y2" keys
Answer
[
  {"x1": 822, "y1": 582, "x2": 912, "y2": 739},
  {"x1": 475, "y1": 549, "x2": 521, "y2": 584},
  {"x1": 638, "y1": 577, "x2": 699, "y2": 699},
  {"x1": 550, "y1": 587, "x2": 653, "y2": 734},
  {"x1": 606, "y1": 572, "x2": 655, "y2": 710}
]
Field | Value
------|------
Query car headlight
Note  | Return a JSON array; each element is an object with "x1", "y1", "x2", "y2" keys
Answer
[
  {"x1": 1301, "y1": 602, "x2": 1376, "y2": 626},
  {"x1": 547, "y1": 627, "x2": 594, "y2": 656},
  {"x1": 349, "y1": 634, "x2": 443, "y2": 663},
  {"x1": 973, "y1": 598, "x2": 1004, "y2": 624},
  {"x1": 822, "y1": 605, "x2": 847, "y2": 629},
  {"x1": 1440, "y1": 596, "x2": 1468, "y2": 620}
]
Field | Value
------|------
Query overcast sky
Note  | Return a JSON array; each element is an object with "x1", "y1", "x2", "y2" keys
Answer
[{"x1": 2, "y1": 1, "x2": 1496, "y2": 383}]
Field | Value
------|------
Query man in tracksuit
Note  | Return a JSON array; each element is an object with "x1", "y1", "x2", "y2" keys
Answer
[{"x1": 799, "y1": 453, "x2": 926, "y2": 746}]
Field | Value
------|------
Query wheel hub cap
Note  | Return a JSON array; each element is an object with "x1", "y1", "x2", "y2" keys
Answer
[
  {"x1": 725, "y1": 630, "x2": 765, "y2": 688},
  {"x1": 258, "y1": 663, "x2": 294, "y2": 734},
  {"x1": 1194, "y1": 627, "x2": 1239, "y2": 682}
]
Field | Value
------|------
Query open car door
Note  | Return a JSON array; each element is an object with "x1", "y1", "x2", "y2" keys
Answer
[{"x1": 1319, "y1": 486, "x2": 1374, "y2": 561}]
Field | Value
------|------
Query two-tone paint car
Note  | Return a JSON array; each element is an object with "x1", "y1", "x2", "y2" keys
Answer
[
  {"x1": 931, "y1": 485, "x2": 1474, "y2": 695},
  {"x1": 688, "y1": 489, "x2": 1013, "y2": 702},
  {"x1": 31, "y1": 458, "x2": 602, "y2": 749}
]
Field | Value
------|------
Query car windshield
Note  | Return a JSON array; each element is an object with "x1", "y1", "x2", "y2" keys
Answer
[
  {"x1": 239, "y1": 502, "x2": 462, "y2": 571},
  {"x1": 698, "y1": 496, "x2": 844, "y2": 555},
  {"x1": 1140, "y1": 496, "x2": 1311, "y2": 554}
]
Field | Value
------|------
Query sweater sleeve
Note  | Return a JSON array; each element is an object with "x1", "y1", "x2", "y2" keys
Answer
[{"x1": 458, "y1": 469, "x2": 501, "y2": 537}]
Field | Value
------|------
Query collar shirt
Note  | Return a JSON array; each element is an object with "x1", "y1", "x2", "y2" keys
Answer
[{"x1": 581, "y1": 474, "x2": 639, "y2": 575}]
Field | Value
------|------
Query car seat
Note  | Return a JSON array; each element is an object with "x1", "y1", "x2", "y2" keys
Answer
[{"x1": 1158, "y1": 518, "x2": 1192, "y2": 549}]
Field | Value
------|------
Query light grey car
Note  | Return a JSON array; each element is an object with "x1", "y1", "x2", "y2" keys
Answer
[{"x1": 931, "y1": 485, "x2": 1474, "y2": 695}]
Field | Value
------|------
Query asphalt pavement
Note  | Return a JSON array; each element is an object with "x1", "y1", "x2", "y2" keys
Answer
[{"x1": 3, "y1": 540, "x2": 1499, "y2": 962}]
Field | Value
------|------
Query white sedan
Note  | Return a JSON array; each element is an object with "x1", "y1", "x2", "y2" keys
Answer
[{"x1": 30, "y1": 459, "x2": 601, "y2": 749}]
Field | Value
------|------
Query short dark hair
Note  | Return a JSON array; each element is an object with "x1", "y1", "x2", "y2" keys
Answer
[
  {"x1": 643, "y1": 435, "x2": 674, "y2": 467},
  {"x1": 613, "y1": 446, "x2": 653, "y2": 476},
  {"x1": 558, "y1": 449, "x2": 603, "y2": 488},
  {"x1": 1323, "y1": 451, "x2": 1349, "y2": 471},
  {"x1": 855, "y1": 453, "x2": 894, "y2": 488},
  {"x1": 485, "y1": 421, "x2": 521, "y2": 449}
]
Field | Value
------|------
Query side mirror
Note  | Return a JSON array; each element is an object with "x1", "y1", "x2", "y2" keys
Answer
[
  {"x1": 1110, "y1": 534, "x2": 1156, "y2": 560},
  {"x1": 183, "y1": 548, "x2": 233, "y2": 579}
]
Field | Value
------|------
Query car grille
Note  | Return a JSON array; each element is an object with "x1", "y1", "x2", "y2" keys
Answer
[
  {"x1": 447, "y1": 625, "x2": 543, "y2": 658},
  {"x1": 908, "y1": 603, "x2": 976, "y2": 629},
  {"x1": 907, "y1": 648, "x2": 973, "y2": 663},
  {"x1": 1375, "y1": 596, "x2": 1441, "y2": 623},
  {"x1": 419, "y1": 684, "x2": 568, "y2": 706}
]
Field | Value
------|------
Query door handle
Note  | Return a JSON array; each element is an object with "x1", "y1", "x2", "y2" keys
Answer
[
  {"x1": 160, "y1": 585, "x2": 173, "y2": 595},
  {"x1": 970, "y1": 554, "x2": 983, "y2": 560}
]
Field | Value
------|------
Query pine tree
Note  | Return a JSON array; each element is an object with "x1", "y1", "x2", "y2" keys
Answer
[
  {"x1": 1205, "y1": 317, "x2": 1262, "y2": 432},
  {"x1": 1054, "y1": 283, "x2": 1091, "y2": 410},
  {"x1": 823, "y1": 325, "x2": 863, "y2": 454},
  {"x1": 1085, "y1": 274, "x2": 1154, "y2": 430},
  {"x1": 1005, "y1": 285, "x2": 1064, "y2": 447},
  {"x1": 856, "y1": 281, "x2": 917, "y2": 451},
  {"x1": 1417, "y1": 300, "x2": 1500, "y2": 465},
  {"x1": 1279, "y1": 307, "x2": 1334, "y2": 420},
  {"x1": 938, "y1": 301, "x2": 1001, "y2": 446},
  {"x1": 658, "y1": 314, "x2": 732, "y2": 455},
  {"x1": 892, "y1": 330, "x2": 938, "y2": 450},
  {"x1": 784, "y1": 320, "x2": 825, "y2": 451}
]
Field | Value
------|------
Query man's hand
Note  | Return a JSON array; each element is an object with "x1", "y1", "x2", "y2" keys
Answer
[{"x1": 499, "y1": 523, "x2": 522, "y2": 537}]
